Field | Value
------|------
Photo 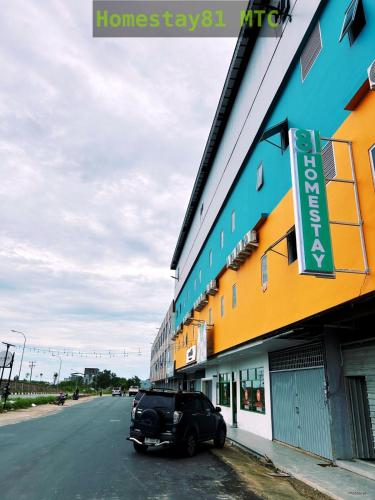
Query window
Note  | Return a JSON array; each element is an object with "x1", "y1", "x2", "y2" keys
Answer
[
  {"x1": 220, "y1": 230, "x2": 224, "y2": 249},
  {"x1": 201, "y1": 396, "x2": 214, "y2": 412},
  {"x1": 218, "y1": 373, "x2": 230, "y2": 406},
  {"x1": 194, "y1": 278, "x2": 197, "y2": 290},
  {"x1": 199, "y1": 269, "x2": 202, "y2": 283},
  {"x1": 369, "y1": 145, "x2": 375, "y2": 187},
  {"x1": 322, "y1": 141, "x2": 337, "y2": 182},
  {"x1": 231, "y1": 210, "x2": 236, "y2": 232},
  {"x1": 220, "y1": 296, "x2": 225, "y2": 317},
  {"x1": 256, "y1": 163, "x2": 264, "y2": 190},
  {"x1": 208, "y1": 307, "x2": 213, "y2": 325},
  {"x1": 240, "y1": 367, "x2": 265, "y2": 414},
  {"x1": 300, "y1": 23, "x2": 322, "y2": 82},
  {"x1": 232, "y1": 284, "x2": 237, "y2": 308},
  {"x1": 339, "y1": 0, "x2": 366, "y2": 45},
  {"x1": 287, "y1": 228, "x2": 298, "y2": 264},
  {"x1": 261, "y1": 255, "x2": 268, "y2": 289},
  {"x1": 209, "y1": 250, "x2": 213, "y2": 268}
]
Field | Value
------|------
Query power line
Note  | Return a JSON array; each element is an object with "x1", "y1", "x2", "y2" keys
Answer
[{"x1": 11, "y1": 343, "x2": 149, "y2": 359}]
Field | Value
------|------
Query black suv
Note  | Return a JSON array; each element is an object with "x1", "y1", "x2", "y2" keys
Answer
[{"x1": 127, "y1": 390, "x2": 226, "y2": 457}]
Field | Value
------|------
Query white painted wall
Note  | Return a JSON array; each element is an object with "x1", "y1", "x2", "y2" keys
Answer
[
  {"x1": 175, "y1": 0, "x2": 323, "y2": 297},
  {"x1": 205, "y1": 352, "x2": 272, "y2": 440}
]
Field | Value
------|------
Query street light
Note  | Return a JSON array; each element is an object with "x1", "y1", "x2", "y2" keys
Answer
[{"x1": 10, "y1": 330, "x2": 26, "y2": 380}]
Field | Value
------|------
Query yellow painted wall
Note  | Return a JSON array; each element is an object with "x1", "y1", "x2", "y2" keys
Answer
[{"x1": 174, "y1": 91, "x2": 375, "y2": 369}]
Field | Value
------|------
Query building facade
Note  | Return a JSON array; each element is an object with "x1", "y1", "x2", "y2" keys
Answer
[
  {"x1": 165, "y1": 0, "x2": 375, "y2": 462},
  {"x1": 150, "y1": 301, "x2": 176, "y2": 387},
  {"x1": 83, "y1": 368, "x2": 99, "y2": 385}
]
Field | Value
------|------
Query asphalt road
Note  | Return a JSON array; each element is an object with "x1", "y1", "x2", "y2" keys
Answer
[{"x1": 0, "y1": 396, "x2": 260, "y2": 500}]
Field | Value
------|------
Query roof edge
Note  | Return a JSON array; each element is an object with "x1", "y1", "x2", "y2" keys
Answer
[{"x1": 170, "y1": 0, "x2": 265, "y2": 270}]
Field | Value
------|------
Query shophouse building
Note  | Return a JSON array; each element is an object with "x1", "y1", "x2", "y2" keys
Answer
[
  {"x1": 166, "y1": 0, "x2": 375, "y2": 463},
  {"x1": 150, "y1": 301, "x2": 176, "y2": 387}
]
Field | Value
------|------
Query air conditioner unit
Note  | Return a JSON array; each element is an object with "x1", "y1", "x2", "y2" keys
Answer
[
  {"x1": 200, "y1": 293, "x2": 208, "y2": 307},
  {"x1": 206, "y1": 279, "x2": 219, "y2": 296},
  {"x1": 236, "y1": 239, "x2": 251, "y2": 260},
  {"x1": 243, "y1": 230, "x2": 258, "y2": 250},
  {"x1": 194, "y1": 299, "x2": 201, "y2": 312},
  {"x1": 368, "y1": 60, "x2": 375, "y2": 90},
  {"x1": 194, "y1": 293, "x2": 208, "y2": 312},
  {"x1": 183, "y1": 311, "x2": 193, "y2": 326},
  {"x1": 227, "y1": 249, "x2": 240, "y2": 270}
]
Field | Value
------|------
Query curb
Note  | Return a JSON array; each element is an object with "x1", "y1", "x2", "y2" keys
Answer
[{"x1": 227, "y1": 437, "x2": 339, "y2": 500}]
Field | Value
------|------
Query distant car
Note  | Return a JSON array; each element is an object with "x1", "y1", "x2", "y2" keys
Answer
[
  {"x1": 132, "y1": 389, "x2": 146, "y2": 409},
  {"x1": 112, "y1": 387, "x2": 123, "y2": 397},
  {"x1": 128, "y1": 386, "x2": 140, "y2": 397},
  {"x1": 128, "y1": 390, "x2": 226, "y2": 457}
]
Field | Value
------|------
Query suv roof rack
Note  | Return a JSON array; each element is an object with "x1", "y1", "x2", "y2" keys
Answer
[
  {"x1": 149, "y1": 387, "x2": 176, "y2": 392},
  {"x1": 148, "y1": 388, "x2": 205, "y2": 396}
]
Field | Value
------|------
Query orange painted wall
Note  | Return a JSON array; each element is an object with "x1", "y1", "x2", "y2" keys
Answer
[{"x1": 174, "y1": 91, "x2": 375, "y2": 369}]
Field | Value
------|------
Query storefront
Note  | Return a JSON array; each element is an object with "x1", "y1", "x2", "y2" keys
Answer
[
  {"x1": 269, "y1": 343, "x2": 333, "y2": 460},
  {"x1": 341, "y1": 340, "x2": 375, "y2": 459},
  {"x1": 205, "y1": 351, "x2": 272, "y2": 440}
]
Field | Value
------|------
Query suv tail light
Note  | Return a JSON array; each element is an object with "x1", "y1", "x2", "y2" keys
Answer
[
  {"x1": 173, "y1": 410, "x2": 182, "y2": 424},
  {"x1": 131, "y1": 406, "x2": 136, "y2": 420}
]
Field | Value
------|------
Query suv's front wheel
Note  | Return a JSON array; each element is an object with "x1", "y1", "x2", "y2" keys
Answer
[
  {"x1": 133, "y1": 442, "x2": 148, "y2": 453},
  {"x1": 184, "y1": 432, "x2": 197, "y2": 457},
  {"x1": 214, "y1": 425, "x2": 226, "y2": 449}
]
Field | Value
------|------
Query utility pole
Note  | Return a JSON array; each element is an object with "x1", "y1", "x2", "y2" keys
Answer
[
  {"x1": 3, "y1": 353, "x2": 15, "y2": 409},
  {"x1": 29, "y1": 361, "x2": 36, "y2": 383},
  {"x1": 0, "y1": 342, "x2": 15, "y2": 393}
]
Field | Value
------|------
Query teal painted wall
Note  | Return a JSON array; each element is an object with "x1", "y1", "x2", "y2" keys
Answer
[{"x1": 175, "y1": 0, "x2": 375, "y2": 327}]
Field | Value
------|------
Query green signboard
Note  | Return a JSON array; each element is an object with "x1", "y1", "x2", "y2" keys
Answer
[{"x1": 289, "y1": 128, "x2": 335, "y2": 277}]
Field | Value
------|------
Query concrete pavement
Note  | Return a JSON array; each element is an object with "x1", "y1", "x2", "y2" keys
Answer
[{"x1": 0, "y1": 396, "x2": 260, "y2": 500}]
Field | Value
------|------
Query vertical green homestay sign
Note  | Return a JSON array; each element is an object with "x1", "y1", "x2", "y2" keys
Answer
[{"x1": 289, "y1": 128, "x2": 335, "y2": 277}]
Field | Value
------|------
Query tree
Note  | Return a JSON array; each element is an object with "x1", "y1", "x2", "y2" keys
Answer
[
  {"x1": 96, "y1": 370, "x2": 112, "y2": 389},
  {"x1": 125, "y1": 376, "x2": 141, "y2": 390},
  {"x1": 53, "y1": 372, "x2": 58, "y2": 385}
]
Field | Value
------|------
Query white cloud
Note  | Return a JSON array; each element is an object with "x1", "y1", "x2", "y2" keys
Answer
[{"x1": 0, "y1": 0, "x2": 235, "y2": 380}]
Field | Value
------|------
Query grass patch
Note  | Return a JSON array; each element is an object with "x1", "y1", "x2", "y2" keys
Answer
[{"x1": 0, "y1": 396, "x2": 57, "y2": 412}]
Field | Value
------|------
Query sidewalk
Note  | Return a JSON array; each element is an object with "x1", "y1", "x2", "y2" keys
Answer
[
  {"x1": 227, "y1": 427, "x2": 375, "y2": 500},
  {"x1": 0, "y1": 396, "x2": 97, "y2": 427}
]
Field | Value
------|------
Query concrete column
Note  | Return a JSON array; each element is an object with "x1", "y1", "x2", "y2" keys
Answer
[{"x1": 324, "y1": 329, "x2": 353, "y2": 460}]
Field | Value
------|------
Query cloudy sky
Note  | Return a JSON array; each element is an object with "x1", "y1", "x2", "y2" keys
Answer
[{"x1": 0, "y1": 1, "x2": 235, "y2": 380}]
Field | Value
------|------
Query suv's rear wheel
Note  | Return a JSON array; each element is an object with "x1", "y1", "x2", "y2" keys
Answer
[
  {"x1": 133, "y1": 442, "x2": 148, "y2": 453},
  {"x1": 184, "y1": 432, "x2": 197, "y2": 457},
  {"x1": 214, "y1": 425, "x2": 226, "y2": 449}
]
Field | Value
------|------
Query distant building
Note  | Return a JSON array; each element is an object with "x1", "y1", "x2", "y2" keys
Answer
[
  {"x1": 150, "y1": 301, "x2": 176, "y2": 388},
  {"x1": 83, "y1": 368, "x2": 99, "y2": 385}
]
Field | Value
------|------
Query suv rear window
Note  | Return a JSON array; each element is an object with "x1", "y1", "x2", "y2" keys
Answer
[{"x1": 138, "y1": 394, "x2": 175, "y2": 410}]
